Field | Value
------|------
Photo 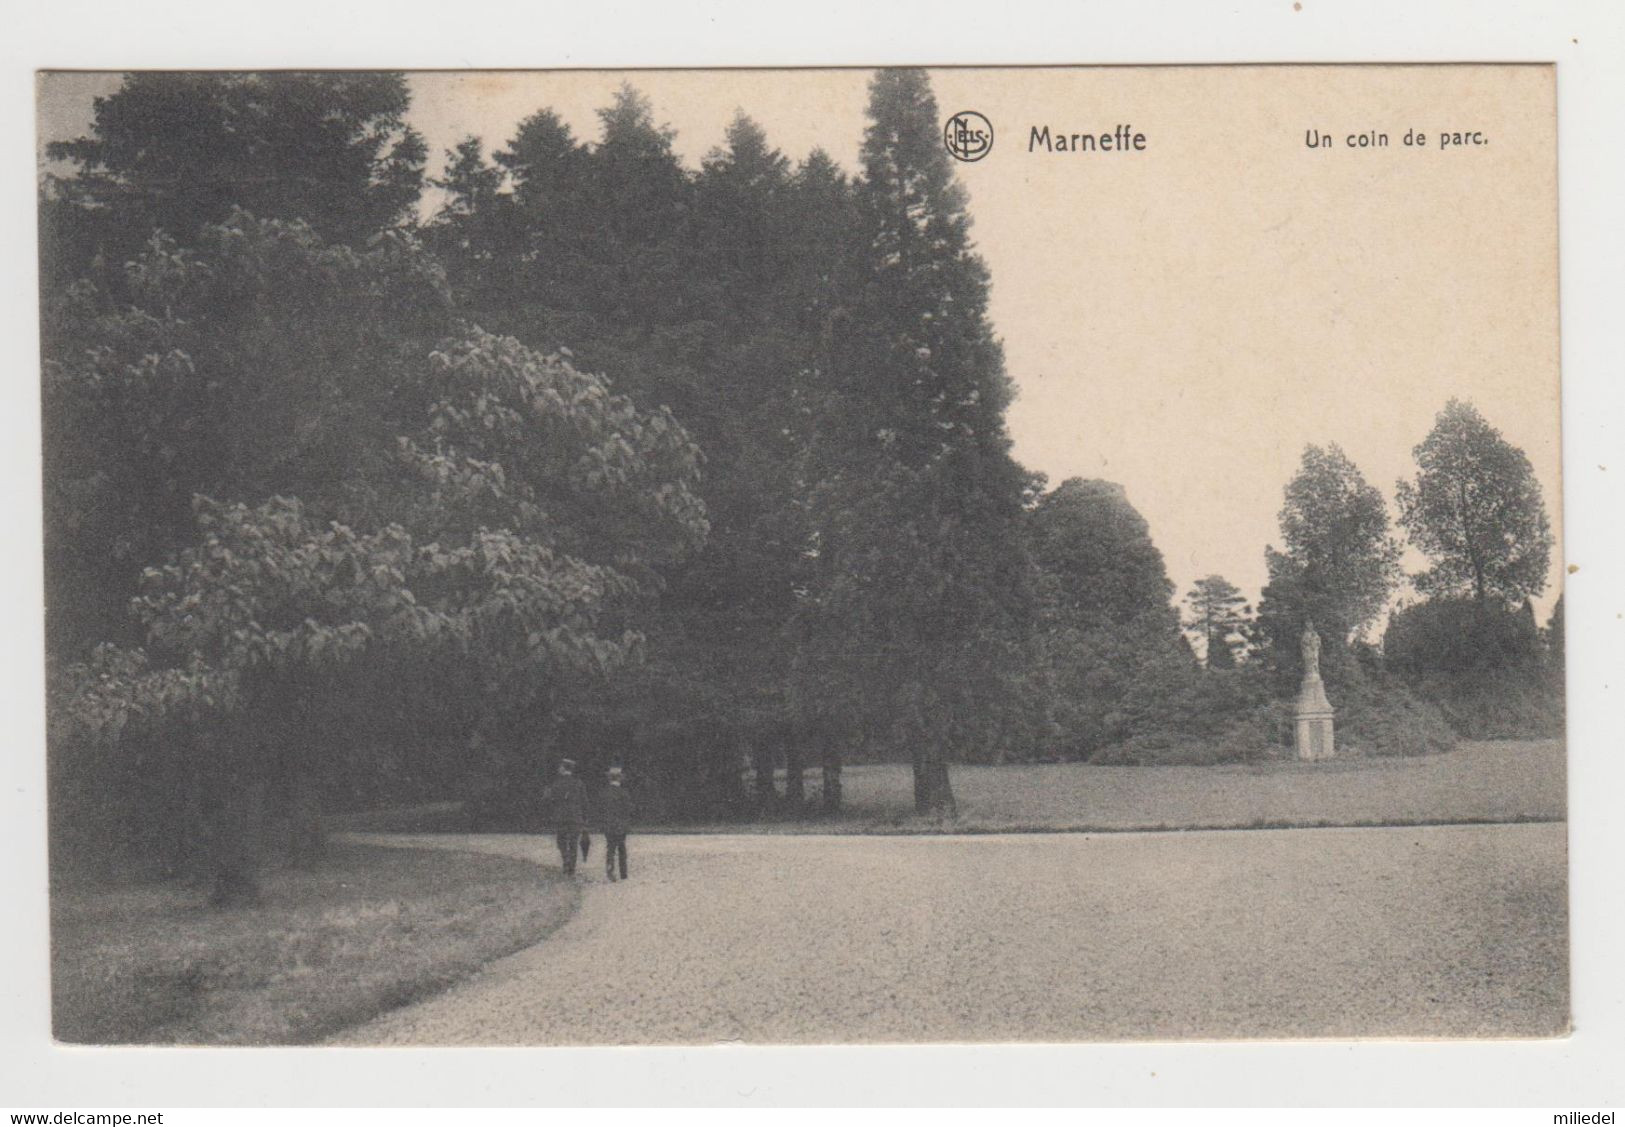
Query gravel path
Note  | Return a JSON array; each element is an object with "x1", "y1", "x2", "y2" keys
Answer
[{"x1": 333, "y1": 824, "x2": 1567, "y2": 1044}]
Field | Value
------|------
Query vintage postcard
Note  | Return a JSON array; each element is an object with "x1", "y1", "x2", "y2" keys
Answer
[{"x1": 36, "y1": 64, "x2": 1564, "y2": 1047}]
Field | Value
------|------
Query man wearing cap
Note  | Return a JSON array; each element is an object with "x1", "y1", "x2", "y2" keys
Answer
[
  {"x1": 599, "y1": 766, "x2": 634, "y2": 882},
  {"x1": 542, "y1": 758, "x2": 589, "y2": 876}
]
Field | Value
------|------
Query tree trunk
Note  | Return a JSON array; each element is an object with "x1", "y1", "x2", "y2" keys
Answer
[
  {"x1": 784, "y1": 726, "x2": 806, "y2": 809},
  {"x1": 209, "y1": 774, "x2": 266, "y2": 908},
  {"x1": 913, "y1": 708, "x2": 958, "y2": 819},
  {"x1": 286, "y1": 769, "x2": 326, "y2": 869},
  {"x1": 712, "y1": 736, "x2": 746, "y2": 817},
  {"x1": 750, "y1": 734, "x2": 778, "y2": 810},
  {"x1": 910, "y1": 743, "x2": 928, "y2": 811},
  {"x1": 166, "y1": 721, "x2": 214, "y2": 882},
  {"x1": 916, "y1": 760, "x2": 957, "y2": 818},
  {"x1": 129, "y1": 727, "x2": 187, "y2": 878},
  {"x1": 820, "y1": 727, "x2": 843, "y2": 815},
  {"x1": 167, "y1": 759, "x2": 209, "y2": 882}
]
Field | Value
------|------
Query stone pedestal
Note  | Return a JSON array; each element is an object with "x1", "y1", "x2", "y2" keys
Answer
[{"x1": 1294, "y1": 673, "x2": 1335, "y2": 761}]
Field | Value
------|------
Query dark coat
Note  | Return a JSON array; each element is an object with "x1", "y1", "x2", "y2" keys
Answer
[
  {"x1": 598, "y1": 785, "x2": 635, "y2": 835},
  {"x1": 543, "y1": 775, "x2": 589, "y2": 833}
]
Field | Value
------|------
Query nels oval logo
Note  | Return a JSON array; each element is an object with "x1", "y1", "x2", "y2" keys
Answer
[{"x1": 943, "y1": 111, "x2": 993, "y2": 162}]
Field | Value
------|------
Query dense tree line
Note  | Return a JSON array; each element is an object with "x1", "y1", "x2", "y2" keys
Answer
[{"x1": 41, "y1": 71, "x2": 1561, "y2": 892}]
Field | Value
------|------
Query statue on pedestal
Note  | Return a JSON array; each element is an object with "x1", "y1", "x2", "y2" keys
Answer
[
  {"x1": 1301, "y1": 619, "x2": 1321, "y2": 679},
  {"x1": 1294, "y1": 619, "x2": 1335, "y2": 760}
]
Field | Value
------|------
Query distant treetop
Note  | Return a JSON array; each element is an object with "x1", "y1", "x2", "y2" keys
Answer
[
  {"x1": 1396, "y1": 399, "x2": 1552, "y2": 607},
  {"x1": 47, "y1": 72, "x2": 427, "y2": 251}
]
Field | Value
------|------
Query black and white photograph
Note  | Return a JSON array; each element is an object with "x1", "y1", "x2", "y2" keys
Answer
[{"x1": 28, "y1": 59, "x2": 1576, "y2": 1054}]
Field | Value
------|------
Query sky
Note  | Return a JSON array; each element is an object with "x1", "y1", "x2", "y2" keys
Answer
[{"x1": 36, "y1": 66, "x2": 1564, "y2": 622}]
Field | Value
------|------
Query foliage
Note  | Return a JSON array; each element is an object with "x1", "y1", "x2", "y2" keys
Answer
[
  {"x1": 40, "y1": 70, "x2": 1497, "y2": 888},
  {"x1": 1395, "y1": 399, "x2": 1553, "y2": 605},
  {"x1": 695, "y1": 113, "x2": 794, "y2": 307},
  {"x1": 421, "y1": 73, "x2": 1051, "y2": 810},
  {"x1": 1046, "y1": 613, "x2": 1211, "y2": 760},
  {"x1": 1545, "y1": 593, "x2": 1564, "y2": 655},
  {"x1": 97, "y1": 324, "x2": 708, "y2": 717},
  {"x1": 1326, "y1": 659, "x2": 1460, "y2": 758},
  {"x1": 44, "y1": 73, "x2": 426, "y2": 283},
  {"x1": 1030, "y1": 479, "x2": 1175, "y2": 630},
  {"x1": 42, "y1": 211, "x2": 454, "y2": 657},
  {"x1": 1026, "y1": 477, "x2": 1194, "y2": 760},
  {"x1": 426, "y1": 87, "x2": 820, "y2": 807},
  {"x1": 46, "y1": 208, "x2": 706, "y2": 882},
  {"x1": 1182, "y1": 574, "x2": 1252, "y2": 669},
  {"x1": 1090, "y1": 655, "x2": 1457, "y2": 765},
  {"x1": 1404, "y1": 671, "x2": 1563, "y2": 741},
  {"x1": 1384, "y1": 595, "x2": 1541, "y2": 679},
  {"x1": 797, "y1": 69, "x2": 1039, "y2": 812},
  {"x1": 1256, "y1": 444, "x2": 1401, "y2": 679},
  {"x1": 1383, "y1": 595, "x2": 1559, "y2": 739},
  {"x1": 51, "y1": 643, "x2": 234, "y2": 746}
]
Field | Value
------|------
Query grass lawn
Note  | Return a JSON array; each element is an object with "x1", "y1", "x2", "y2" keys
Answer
[
  {"x1": 347, "y1": 739, "x2": 1564, "y2": 837},
  {"x1": 652, "y1": 738, "x2": 1566, "y2": 834},
  {"x1": 51, "y1": 842, "x2": 576, "y2": 1045}
]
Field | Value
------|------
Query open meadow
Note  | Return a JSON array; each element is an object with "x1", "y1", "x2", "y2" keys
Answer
[
  {"x1": 646, "y1": 738, "x2": 1566, "y2": 835},
  {"x1": 345, "y1": 739, "x2": 1566, "y2": 837}
]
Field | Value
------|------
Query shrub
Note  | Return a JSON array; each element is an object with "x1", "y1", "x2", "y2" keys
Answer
[
  {"x1": 1331, "y1": 663, "x2": 1459, "y2": 757},
  {"x1": 1087, "y1": 648, "x2": 1456, "y2": 765},
  {"x1": 1384, "y1": 596, "x2": 1560, "y2": 739}
]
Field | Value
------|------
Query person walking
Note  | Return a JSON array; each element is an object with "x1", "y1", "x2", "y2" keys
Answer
[
  {"x1": 600, "y1": 766, "x2": 634, "y2": 882},
  {"x1": 542, "y1": 758, "x2": 589, "y2": 876}
]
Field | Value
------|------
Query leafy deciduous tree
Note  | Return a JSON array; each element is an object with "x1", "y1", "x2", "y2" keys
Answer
[
  {"x1": 42, "y1": 211, "x2": 454, "y2": 658},
  {"x1": 49, "y1": 219, "x2": 707, "y2": 896},
  {"x1": 1395, "y1": 398, "x2": 1553, "y2": 607},
  {"x1": 1030, "y1": 478, "x2": 1176, "y2": 631},
  {"x1": 1257, "y1": 443, "x2": 1401, "y2": 678}
]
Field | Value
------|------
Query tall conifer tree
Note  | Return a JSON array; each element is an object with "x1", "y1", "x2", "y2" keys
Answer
[{"x1": 810, "y1": 68, "x2": 1035, "y2": 814}]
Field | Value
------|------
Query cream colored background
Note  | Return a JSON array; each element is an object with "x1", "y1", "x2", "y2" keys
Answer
[
  {"x1": 11, "y1": 0, "x2": 1624, "y2": 1106},
  {"x1": 38, "y1": 65, "x2": 1563, "y2": 617}
]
